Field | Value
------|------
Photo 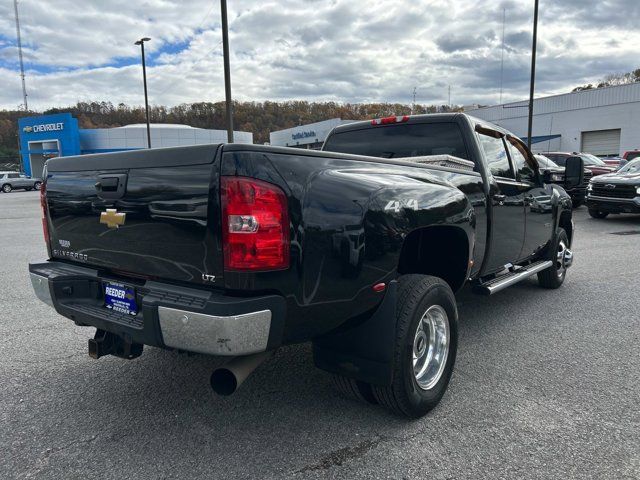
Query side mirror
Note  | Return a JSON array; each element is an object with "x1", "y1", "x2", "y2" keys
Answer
[{"x1": 565, "y1": 156, "x2": 584, "y2": 189}]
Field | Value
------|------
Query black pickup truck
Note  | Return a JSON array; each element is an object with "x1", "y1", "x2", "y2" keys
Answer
[{"x1": 29, "y1": 113, "x2": 583, "y2": 418}]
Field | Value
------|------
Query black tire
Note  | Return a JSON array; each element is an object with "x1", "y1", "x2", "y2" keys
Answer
[
  {"x1": 331, "y1": 374, "x2": 377, "y2": 405},
  {"x1": 537, "y1": 228, "x2": 569, "y2": 289},
  {"x1": 34, "y1": 182, "x2": 42, "y2": 190},
  {"x1": 588, "y1": 208, "x2": 608, "y2": 219},
  {"x1": 2, "y1": 184, "x2": 12, "y2": 193},
  {"x1": 371, "y1": 275, "x2": 458, "y2": 418}
]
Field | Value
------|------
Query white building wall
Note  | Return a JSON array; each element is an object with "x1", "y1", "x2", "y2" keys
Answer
[
  {"x1": 468, "y1": 83, "x2": 640, "y2": 155},
  {"x1": 80, "y1": 124, "x2": 253, "y2": 151},
  {"x1": 270, "y1": 118, "x2": 353, "y2": 147}
]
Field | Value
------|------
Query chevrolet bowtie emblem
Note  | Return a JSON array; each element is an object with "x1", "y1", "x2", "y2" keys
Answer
[{"x1": 100, "y1": 209, "x2": 126, "y2": 229}]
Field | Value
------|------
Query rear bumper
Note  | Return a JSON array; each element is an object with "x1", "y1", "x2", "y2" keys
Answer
[
  {"x1": 586, "y1": 195, "x2": 640, "y2": 214},
  {"x1": 29, "y1": 261, "x2": 286, "y2": 356}
]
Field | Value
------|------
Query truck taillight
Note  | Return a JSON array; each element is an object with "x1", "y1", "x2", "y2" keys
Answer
[
  {"x1": 221, "y1": 176, "x2": 290, "y2": 271},
  {"x1": 40, "y1": 182, "x2": 50, "y2": 245}
]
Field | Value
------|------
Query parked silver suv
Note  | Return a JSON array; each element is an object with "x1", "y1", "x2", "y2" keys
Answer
[{"x1": 0, "y1": 172, "x2": 42, "y2": 193}]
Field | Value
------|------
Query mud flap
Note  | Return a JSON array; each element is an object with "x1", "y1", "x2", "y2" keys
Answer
[{"x1": 312, "y1": 280, "x2": 397, "y2": 387}]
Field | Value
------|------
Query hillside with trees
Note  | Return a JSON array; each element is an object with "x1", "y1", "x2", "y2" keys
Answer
[
  {"x1": 572, "y1": 67, "x2": 640, "y2": 92},
  {"x1": 0, "y1": 101, "x2": 459, "y2": 167}
]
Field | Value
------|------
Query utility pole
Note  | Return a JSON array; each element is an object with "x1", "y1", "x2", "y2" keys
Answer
[
  {"x1": 499, "y1": 7, "x2": 506, "y2": 104},
  {"x1": 135, "y1": 37, "x2": 152, "y2": 149},
  {"x1": 448, "y1": 85, "x2": 451, "y2": 108},
  {"x1": 527, "y1": 0, "x2": 539, "y2": 150},
  {"x1": 13, "y1": 0, "x2": 28, "y2": 111},
  {"x1": 412, "y1": 86, "x2": 417, "y2": 114},
  {"x1": 220, "y1": 0, "x2": 234, "y2": 143}
]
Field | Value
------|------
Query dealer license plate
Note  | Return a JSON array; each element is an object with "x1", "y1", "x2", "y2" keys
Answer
[{"x1": 104, "y1": 282, "x2": 138, "y2": 316}]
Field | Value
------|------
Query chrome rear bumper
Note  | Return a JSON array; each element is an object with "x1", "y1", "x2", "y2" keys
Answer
[{"x1": 29, "y1": 261, "x2": 285, "y2": 356}]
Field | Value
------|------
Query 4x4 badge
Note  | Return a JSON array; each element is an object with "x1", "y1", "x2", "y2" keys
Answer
[{"x1": 100, "y1": 209, "x2": 126, "y2": 229}]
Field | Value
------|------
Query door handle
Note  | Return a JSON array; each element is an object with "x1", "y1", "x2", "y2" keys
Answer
[
  {"x1": 493, "y1": 194, "x2": 506, "y2": 204},
  {"x1": 96, "y1": 173, "x2": 128, "y2": 200}
]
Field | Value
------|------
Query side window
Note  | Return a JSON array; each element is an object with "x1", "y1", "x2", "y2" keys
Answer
[
  {"x1": 552, "y1": 155, "x2": 566, "y2": 167},
  {"x1": 507, "y1": 138, "x2": 536, "y2": 182},
  {"x1": 8, "y1": 173, "x2": 19, "y2": 179},
  {"x1": 477, "y1": 132, "x2": 514, "y2": 179}
]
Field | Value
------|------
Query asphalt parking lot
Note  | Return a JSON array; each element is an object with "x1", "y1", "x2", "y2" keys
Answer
[{"x1": 1, "y1": 190, "x2": 638, "y2": 480}]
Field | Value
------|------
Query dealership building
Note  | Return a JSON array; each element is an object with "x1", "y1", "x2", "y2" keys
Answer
[
  {"x1": 269, "y1": 118, "x2": 355, "y2": 149},
  {"x1": 18, "y1": 113, "x2": 253, "y2": 177},
  {"x1": 467, "y1": 82, "x2": 640, "y2": 156}
]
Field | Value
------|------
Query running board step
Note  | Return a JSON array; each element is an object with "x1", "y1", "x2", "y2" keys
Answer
[{"x1": 474, "y1": 260, "x2": 553, "y2": 296}]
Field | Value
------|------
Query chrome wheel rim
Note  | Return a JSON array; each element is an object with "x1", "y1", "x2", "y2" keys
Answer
[
  {"x1": 412, "y1": 304, "x2": 449, "y2": 390},
  {"x1": 556, "y1": 240, "x2": 572, "y2": 279}
]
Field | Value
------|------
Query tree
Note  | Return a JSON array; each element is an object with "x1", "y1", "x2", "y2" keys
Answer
[
  {"x1": 573, "y1": 67, "x2": 640, "y2": 92},
  {"x1": 0, "y1": 100, "x2": 464, "y2": 149}
]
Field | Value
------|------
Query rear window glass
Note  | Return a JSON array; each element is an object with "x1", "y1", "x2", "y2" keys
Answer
[{"x1": 323, "y1": 122, "x2": 469, "y2": 160}]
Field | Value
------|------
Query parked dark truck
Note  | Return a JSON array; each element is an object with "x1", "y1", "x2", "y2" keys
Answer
[{"x1": 29, "y1": 113, "x2": 583, "y2": 418}]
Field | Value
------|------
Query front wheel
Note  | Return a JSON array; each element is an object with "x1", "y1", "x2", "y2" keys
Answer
[
  {"x1": 537, "y1": 228, "x2": 571, "y2": 289},
  {"x1": 372, "y1": 275, "x2": 458, "y2": 418},
  {"x1": 588, "y1": 208, "x2": 608, "y2": 219},
  {"x1": 2, "y1": 184, "x2": 12, "y2": 193},
  {"x1": 33, "y1": 182, "x2": 42, "y2": 190}
]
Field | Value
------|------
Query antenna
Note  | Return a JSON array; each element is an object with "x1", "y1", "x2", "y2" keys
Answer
[
  {"x1": 13, "y1": 0, "x2": 28, "y2": 111},
  {"x1": 499, "y1": 7, "x2": 505, "y2": 104}
]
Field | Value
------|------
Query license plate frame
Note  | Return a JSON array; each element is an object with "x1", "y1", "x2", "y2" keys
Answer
[{"x1": 104, "y1": 282, "x2": 138, "y2": 316}]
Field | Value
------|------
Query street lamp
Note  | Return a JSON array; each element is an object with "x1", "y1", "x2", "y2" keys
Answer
[{"x1": 134, "y1": 37, "x2": 152, "y2": 149}]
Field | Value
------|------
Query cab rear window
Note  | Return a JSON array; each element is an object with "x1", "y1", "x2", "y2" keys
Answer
[{"x1": 324, "y1": 122, "x2": 469, "y2": 160}]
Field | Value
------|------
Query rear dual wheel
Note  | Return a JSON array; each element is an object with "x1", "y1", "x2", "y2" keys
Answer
[{"x1": 332, "y1": 275, "x2": 458, "y2": 418}]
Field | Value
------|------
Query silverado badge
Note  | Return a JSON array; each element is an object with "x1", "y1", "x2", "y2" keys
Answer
[{"x1": 100, "y1": 209, "x2": 126, "y2": 229}]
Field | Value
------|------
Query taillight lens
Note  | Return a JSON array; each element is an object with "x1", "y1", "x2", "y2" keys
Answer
[
  {"x1": 221, "y1": 176, "x2": 290, "y2": 271},
  {"x1": 40, "y1": 182, "x2": 50, "y2": 246},
  {"x1": 371, "y1": 115, "x2": 410, "y2": 126}
]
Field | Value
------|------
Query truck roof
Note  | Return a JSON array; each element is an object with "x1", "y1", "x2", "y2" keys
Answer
[{"x1": 328, "y1": 112, "x2": 510, "y2": 137}]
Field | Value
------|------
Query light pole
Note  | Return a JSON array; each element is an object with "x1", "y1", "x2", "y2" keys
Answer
[
  {"x1": 220, "y1": 0, "x2": 234, "y2": 143},
  {"x1": 135, "y1": 37, "x2": 152, "y2": 149},
  {"x1": 526, "y1": 0, "x2": 539, "y2": 150}
]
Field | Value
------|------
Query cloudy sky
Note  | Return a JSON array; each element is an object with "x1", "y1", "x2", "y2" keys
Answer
[{"x1": 0, "y1": 0, "x2": 638, "y2": 111}]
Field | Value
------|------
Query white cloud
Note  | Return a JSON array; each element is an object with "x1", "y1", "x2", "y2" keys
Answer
[{"x1": 0, "y1": 0, "x2": 639, "y2": 110}]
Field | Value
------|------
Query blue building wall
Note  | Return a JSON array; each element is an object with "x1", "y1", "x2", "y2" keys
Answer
[
  {"x1": 18, "y1": 113, "x2": 80, "y2": 176},
  {"x1": 17, "y1": 113, "x2": 254, "y2": 177}
]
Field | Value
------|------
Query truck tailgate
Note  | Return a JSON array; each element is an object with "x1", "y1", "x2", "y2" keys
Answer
[{"x1": 44, "y1": 145, "x2": 224, "y2": 285}]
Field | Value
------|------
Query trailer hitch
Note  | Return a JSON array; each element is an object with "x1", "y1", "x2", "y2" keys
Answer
[{"x1": 88, "y1": 329, "x2": 143, "y2": 360}]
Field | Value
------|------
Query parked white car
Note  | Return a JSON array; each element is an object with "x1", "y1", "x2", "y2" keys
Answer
[{"x1": 0, "y1": 172, "x2": 43, "y2": 193}]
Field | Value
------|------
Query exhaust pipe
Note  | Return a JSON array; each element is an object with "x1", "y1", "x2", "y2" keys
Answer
[{"x1": 210, "y1": 351, "x2": 274, "y2": 396}]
